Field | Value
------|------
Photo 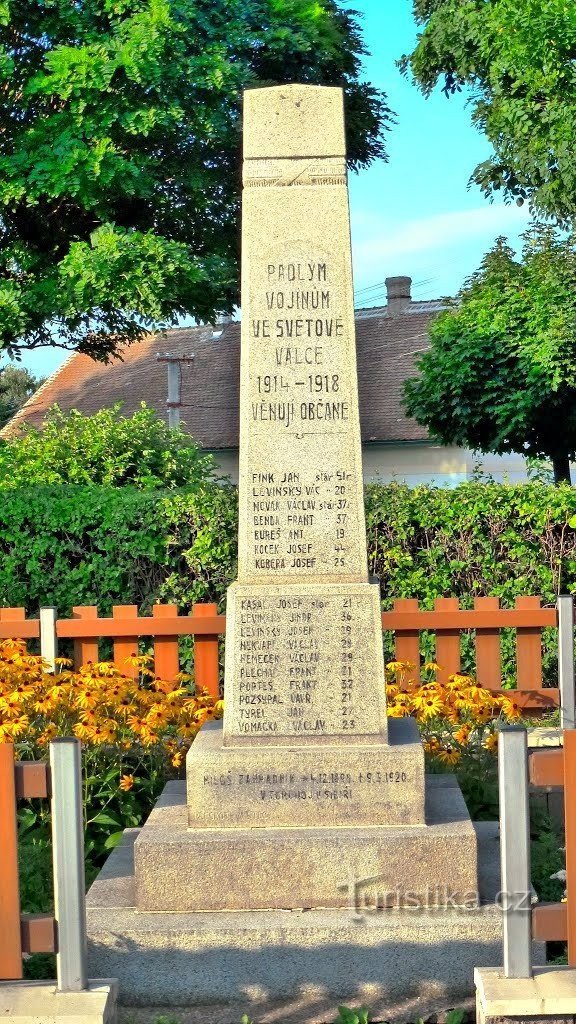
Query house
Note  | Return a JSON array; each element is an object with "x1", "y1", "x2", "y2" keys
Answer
[{"x1": 5, "y1": 277, "x2": 529, "y2": 485}]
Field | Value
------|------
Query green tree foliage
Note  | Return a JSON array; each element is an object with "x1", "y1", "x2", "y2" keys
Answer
[
  {"x1": 402, "y1": 0, "x2": 576, "y2": 221},
  {"x1": 0, "y1": 403, "x2": 216, "y2": 488},
  {"x1": 0, "y1": 365, "x2": 45, "y2": 428},
  {"x1": 403, "y1": 225, "x2": 576, "y2": 485},
  {"x1": 0, "y1": 0, "x2": 392, "y2": 361}
]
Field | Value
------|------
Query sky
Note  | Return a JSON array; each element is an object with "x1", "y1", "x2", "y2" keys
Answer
[{"x1": 14, "y1": 0, "x2": 532, "y2": 380}]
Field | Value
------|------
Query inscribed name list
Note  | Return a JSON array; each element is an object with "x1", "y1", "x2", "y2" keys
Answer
[{"x1": 223, "y1": 583, "x2": 388, "y2": 746}]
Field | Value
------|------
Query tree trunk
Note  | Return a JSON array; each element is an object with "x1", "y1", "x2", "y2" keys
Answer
[{"x1": 552, "y1": 454, "x2": 572, "y2": 485}]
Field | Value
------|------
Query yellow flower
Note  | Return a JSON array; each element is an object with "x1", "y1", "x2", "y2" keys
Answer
[
  {"x1": 454, "y1": 724, "x2": 472, "y2": 746},
  {"x1": 37, "y1": 723, "x2": 58, "y2": 746},
  {"x1": 412, "y1": 692, "x2": 445, "y2": 720},
  {"x1": 386, "y1": 660, "x2": 415, "y2": 673},
  {"x1": 119, "y1": 774, "x2": 135, "y2": 792},
  {"x1": 33, "y1": 694, "x2": 56, "y2": 714},
  {"x1": 437, "y1": 745, "x2": 461, "y2": 766},
  {"x1": 423, "y1": 662, "x2": 441, "y2": 673},
  {"x1": 500, "y1": 695, "x2": 522, "y2": 721},
  {"x1": 484, "y1": 732, "x2": 499, "y2": 754}
]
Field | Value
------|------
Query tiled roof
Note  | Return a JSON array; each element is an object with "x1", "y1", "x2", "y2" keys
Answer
[{"x1": 5, "y1": 305, "x2": 442, "y2": 446}]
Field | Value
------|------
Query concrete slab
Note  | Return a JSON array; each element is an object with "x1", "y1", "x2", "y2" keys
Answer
[
  {"x1": 0, "y1": 979, "x2": 117, "y2": 1024},
  {"x1": 476, "y1": 967, "x2": 576, "y2": 1020},
  {"x1": 86, "y1": 819, "x2": 526, "y2": 1023},
  {"x1": 135, "y1": 776, "x2": 478, "y2": 911},
  {"x1": 528, "y1": 729, "x2": 563, "y2": 749}
]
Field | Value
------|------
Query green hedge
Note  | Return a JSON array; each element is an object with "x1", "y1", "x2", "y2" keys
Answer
[
  {"x1": 365, "y1": 482, "x2": 576, "y2": 606},
  {"x1": 3, "y1": 482, "x2": 576, "y2": 616},
  {"x1": 0, "y1": 484, "x2": 237, "y2": 614}
]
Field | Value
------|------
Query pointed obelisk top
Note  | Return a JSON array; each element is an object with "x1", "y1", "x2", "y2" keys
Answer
[{"x1": 243, "y1": 84, "x2": 346, "y2": 159}]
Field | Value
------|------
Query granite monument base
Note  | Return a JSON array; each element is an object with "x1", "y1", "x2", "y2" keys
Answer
[
  {"x1": 86, "y1": 808, "x2": 526, "y2": 1024},
  {"x1": 187, "y1": 718, "x2": 425, "y2": 829},
  {"x1": 136, "y1": 778, "x2": 477, "y2": 912}
]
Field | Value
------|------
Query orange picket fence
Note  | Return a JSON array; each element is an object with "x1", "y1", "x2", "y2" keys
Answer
[{"x1": 0, "y1": 595, "x2": 567, "y2": 712}]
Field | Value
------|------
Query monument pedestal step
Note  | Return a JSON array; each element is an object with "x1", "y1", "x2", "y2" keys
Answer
[
  {"x1": 86, "y1": 819, "x2": 525, "y2": 1024},
  {"x1": 187, "y1": 718, "x2": 425, "y2": 829},
  {"x1": 134, "y1": 776, "x2": 477, "y2": 912}
]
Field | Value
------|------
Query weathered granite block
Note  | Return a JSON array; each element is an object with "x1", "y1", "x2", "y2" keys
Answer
[
  {"x1": 187, "y1": 718, "x2": 425, "y2": 829},
  {"x1": 136, "y1": 777, "x2": 477, "y2": 912},
  {"x1": 86, "y1": 814, "x2": 527, "y2": 1024},
  {"x1": 223, "y1": 582, "x2": 388, "y2": 746}
]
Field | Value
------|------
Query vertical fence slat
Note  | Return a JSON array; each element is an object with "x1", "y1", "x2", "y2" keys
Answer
[
  {"x1": 516, "y1": 596, "x2": 543, "y2": 692},
  {"x1": 72, "y1": 606, "x2": 99, "y2": 669},
  {"x1": 392, "y1": 599, "x2": 421, "y2": 686},
  {"x1": 499, "y1": 726, "x2": 533, "y2": 979},
  {"x1": 193, "y1": 603, "x2": 220, "y2": 698},
  {"x1": 153, "y1": 604, "x2": 180, "y2": 681},
  {"x1": 50, "y1": 738, "x2": 87, "y2": 992},
  {"x1": 40, "y1": 607, "x2": 58, "y2": 672},
  {"x1": 474, "y1": 597, "x2": 502, "y2": 690},
  {"x1": 559, "y1": 596, "x2": 575, "y2": 730},
  {"x1": 564, "y1": 729, "x2": 576, "y2": 966},
  {"x1": 112, "y1": 605, "x2": 139, "y2": 679},
  {"x1": 0, "y1": 743, "x2": 23, "y2": 980},
  {"x1": 434, "y1": 598, "x2": 461, "y2": 684}
]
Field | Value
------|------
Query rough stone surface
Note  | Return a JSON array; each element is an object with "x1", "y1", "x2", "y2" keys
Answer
[
  {"x1": 224, "y1": 84, "x2": 391, "y2": 755},
  {"x1": 222, "y1": 582, "x2": 388, "y2": 747},
  {"x1": 87, "y1": 822, "x2": 521, "y2": 1024},
  {"x1": 187, "y1": 719, "x2": 424, "y2": 829},
  {"x1": 137, "y1": 776, "x2": 477, "y2": 912},
  {"x1": 237, "y1": 85, "x2": 365, "y2": 587},
  {"x1": 0, "y1": 980, "x2": 118, "y2": 1024},
  {"x1": 475, "y1": 967, "x2": 576, "y2": 1020},
  {"x1": 243, "y1": 85, "x2": 346, "y2": 160}
]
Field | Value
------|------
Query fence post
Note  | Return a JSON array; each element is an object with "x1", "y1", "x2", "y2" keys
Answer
[
  {"x1": 558, "y1": 595, "x2": 575, "y2": 730},
  {"x1": 193, "y1": 602, "x2": 220, "y2": 699},
  {"x1": 50, "y1": 738, "x2": 87, "y2": 992},
  {"x1": 0, "y1": 743, "x2": 23, "y2": 979},
  {"x1": 564, "y1": 729, "x2": 576, "y2": 965},
  {"x1": 498, "y1": 726, "x2": 533, "y2": 979},
  {"x1": 40, "y1": 606, "x2": 58, "y2": 673}
]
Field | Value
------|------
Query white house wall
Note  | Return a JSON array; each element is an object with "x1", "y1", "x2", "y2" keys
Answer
[{"x1": 208, "y1": 444, "x2": 534, "y2": 487}]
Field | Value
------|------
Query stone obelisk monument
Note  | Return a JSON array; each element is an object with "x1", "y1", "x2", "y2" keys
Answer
[
  {"x1": 88, "y1": 86, "x2": 504, "y2": 1020},
  {"x1": 185, "y1": 85, "x2": 431, "y2": 837}
]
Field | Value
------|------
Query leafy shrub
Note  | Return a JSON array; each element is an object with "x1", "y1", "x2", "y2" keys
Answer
[
  {"x1": 0, "y1": 404, "x2": 216, "y2": 489},
  {"x1": 0, "y1": 483, "x2": 238, "y2": 614}
]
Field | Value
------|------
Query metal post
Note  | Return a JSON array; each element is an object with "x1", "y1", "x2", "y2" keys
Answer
[
  {"x1": 50, "y1": 738, "x2": 87, "y2": 992},
  {"x1": 39, "y1": 606, "x2": 58, "y2": 673},
  {"x1": 498, "y1": 726, "x2": 533, "y2": 978},
  {"x1": 558, "y1": 595, "x2": 575, "y2": 730},
  {"x1": 166, "y1": 359, "x2": 180, "y2": 429}
]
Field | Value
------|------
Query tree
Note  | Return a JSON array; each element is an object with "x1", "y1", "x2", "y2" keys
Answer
[
  {"x1": 401, "y1": 0, "x2": 576, "y2": 223},
  {"x1": 0, "y1": 404, "x2": 216, "y2": 488},
  {"x1": 403, "y1": 224, "x2": 576, "y2": 485},
  {"x1": 0, "y1": 0, "x2": 392, "y2": 362},
  {"x1": 0, "y1": 365, "x2": 45, "y2": 429}
]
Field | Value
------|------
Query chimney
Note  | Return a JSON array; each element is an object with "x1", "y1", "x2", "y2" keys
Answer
[{"x1": 385, "y1": 276, "x2": 412, "y2": 314}]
